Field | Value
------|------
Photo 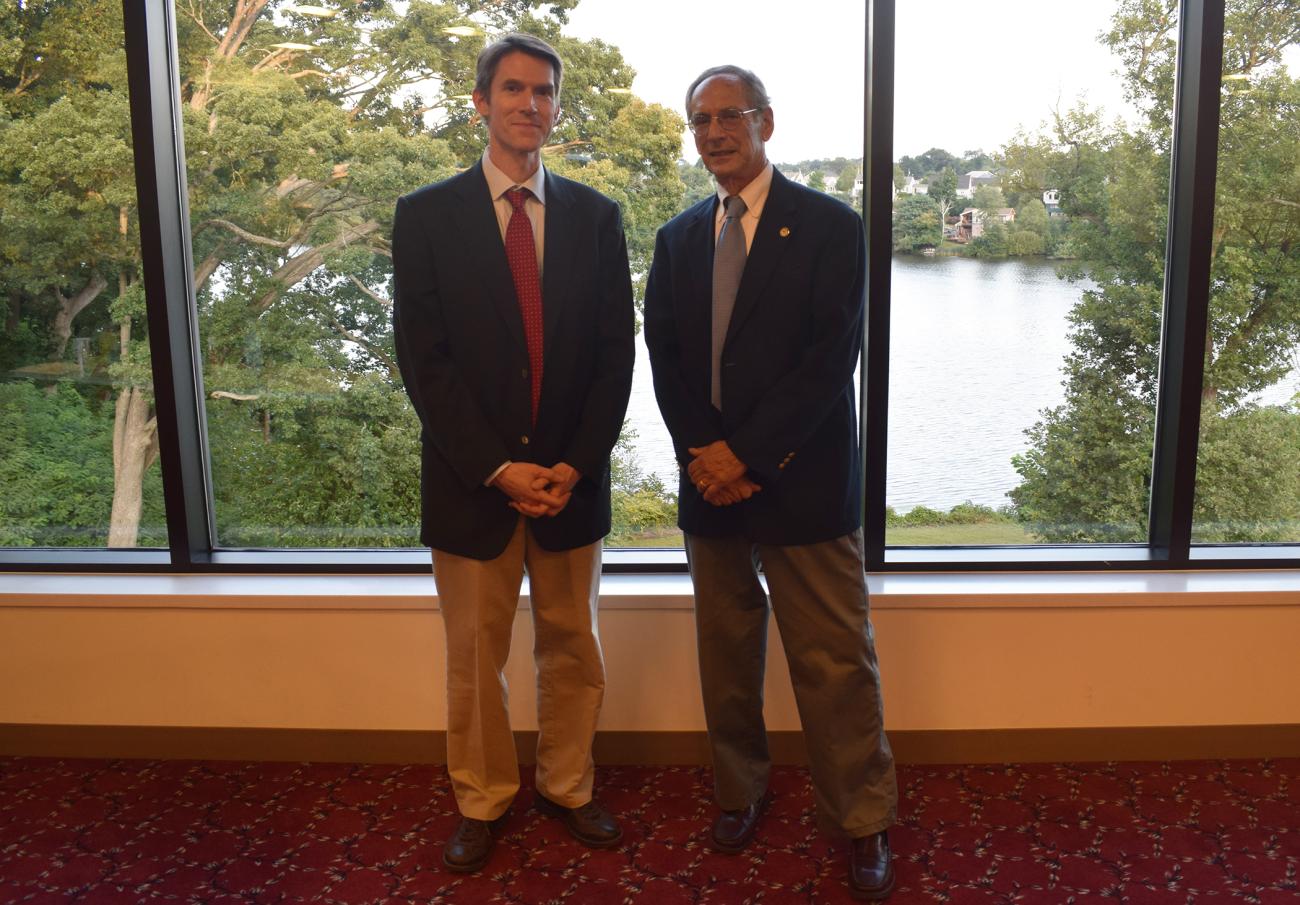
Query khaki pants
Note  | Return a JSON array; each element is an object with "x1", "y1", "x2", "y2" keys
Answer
[
  {"x1": 685, "y1": 529, "x2": 898, "y2": 837},
  {"x1": 434, "y1": 518, "x2": 605, "y2": 821}
]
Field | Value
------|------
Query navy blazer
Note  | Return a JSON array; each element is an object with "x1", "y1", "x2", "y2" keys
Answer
[
  {"x1": 644, "y1": 168, "x2": 865, "y2": 545},
  {"x1": 392, "y1": 162, "x2": 635, "y2": 559}
]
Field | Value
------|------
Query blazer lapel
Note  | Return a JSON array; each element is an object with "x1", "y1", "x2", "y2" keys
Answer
[
  {"x1": 725, "y1": 169, "x2": 798, "y2": 348},
  {"x1": 685, "y1": 195, "x2": 718, "y2": 335},
  {"x1": 540, "y1": 170, "x2": 575, "y2": 355},
  {"x1": 452, "y1": 162, "x2": 527, "y2": 356}
]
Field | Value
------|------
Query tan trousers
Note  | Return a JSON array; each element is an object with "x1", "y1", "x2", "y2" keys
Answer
[
  {"x1": 433, "y1": 518, "x2": 605, "y2": 821},
  {"x1": 684, "y1": 529, "x2": 898, "y2": 837}
]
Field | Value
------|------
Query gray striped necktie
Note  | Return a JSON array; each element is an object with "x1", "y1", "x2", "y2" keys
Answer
[{"x1": 711, "y1": 194, "x2": 748, "y2": 409}]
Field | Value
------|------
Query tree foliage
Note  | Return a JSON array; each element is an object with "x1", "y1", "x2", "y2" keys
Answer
[
  {"x1": 1, "y1": 0, "x2": 685, "y2": 547},
  {"x1": 1011, "y1": 0, "x2": 1300, "y2": 542},
  {"x1": 892, "y1": 194, "x2": 942, "y2": 251}
]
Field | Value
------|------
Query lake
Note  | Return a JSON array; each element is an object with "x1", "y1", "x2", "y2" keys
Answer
[{"x1": 625, "y1": 254, "x2": 1298, "y2": 514}]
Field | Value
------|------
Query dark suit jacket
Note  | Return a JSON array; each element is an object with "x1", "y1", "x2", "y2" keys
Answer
[
  {"x1": 392, "y1": 162, "x2": 634, "y2": 559},
  {"x1": 644, "y1": 168, "x2": 865, "y2": 545}
]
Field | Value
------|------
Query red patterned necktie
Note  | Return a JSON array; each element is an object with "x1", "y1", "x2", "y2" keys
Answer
[{"x1": 504, "y1": 188, "x2": 544, "y2": 424}]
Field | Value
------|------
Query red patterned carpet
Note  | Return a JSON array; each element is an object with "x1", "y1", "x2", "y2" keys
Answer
[{"x1": 1, "y1": 757, "x2": 1297, "y2": 903}]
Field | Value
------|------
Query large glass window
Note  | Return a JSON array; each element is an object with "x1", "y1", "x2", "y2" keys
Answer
[
  {"x1": 0, "y1": 0, "x2": 166, "y2": 548},
  {"x1": 5, "y1": 0, "x2": 1291, "y2": 569},
  {"x1": 1191, "y1": 18, "x2": 1299, "y2": 545},
  {"x1": 177, "y1": 0, "x2": 862, "y2": 550},
  {"x1": 887, "y1": 0, "x2": 1178, "y2": 546}
]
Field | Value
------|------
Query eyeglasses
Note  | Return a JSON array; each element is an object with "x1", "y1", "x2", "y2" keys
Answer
[{"x1": 688, "y1": 107, "x2": 760, "y2": 135}]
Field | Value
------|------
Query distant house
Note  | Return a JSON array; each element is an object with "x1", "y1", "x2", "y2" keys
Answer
[
  {"x1": 956, "y1": 206, "x2": 1016, "y2": 241},
  {"x1": 784, "y1": 165, "x2": 863, "y2": 197},
  {"x1": 956, "y1": 170, "x2": 999, "y2": 199},
  {"x1": 899, "y1": 174, "x2": 929, "y2": 196},
  {"x1": 1042, "y1": 188, "x2": 1065, "y2": 218}
]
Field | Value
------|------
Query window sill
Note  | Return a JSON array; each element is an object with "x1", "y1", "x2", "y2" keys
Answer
[{"x1": 2, "y1": 569, "x2": 1298, "y2": 612}]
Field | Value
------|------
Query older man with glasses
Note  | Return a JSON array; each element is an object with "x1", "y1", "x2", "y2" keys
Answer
[{"x1": 645, "y1": 64, "x2": 899, "y2": 900}]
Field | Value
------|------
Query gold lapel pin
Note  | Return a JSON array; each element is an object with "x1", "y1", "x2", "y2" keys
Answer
[{"x1": 779, "y1": 227, "x2": 791, "y2": 237}]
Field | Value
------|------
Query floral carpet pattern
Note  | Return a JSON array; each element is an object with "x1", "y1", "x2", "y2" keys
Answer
[{"x1": 0, "y1": 757, "x2": 1297, "y2": 903}]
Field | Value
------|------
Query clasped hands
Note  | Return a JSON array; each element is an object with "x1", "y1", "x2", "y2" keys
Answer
[
  {"x1": 491, "y1": 461, "x2": 580, "y2": 517},
  {"x1": 687, "y1": 441, "x2": 761, "y2": 507}
]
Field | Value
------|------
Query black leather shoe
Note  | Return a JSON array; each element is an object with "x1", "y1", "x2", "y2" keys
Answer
[
  {"x1": 442, "y1": 816, "x2": 498, "y2": 873},
  {"x1": 535, "y1": 793, "x2": 623, "y2": 848},
  {"x1": 710, "y1": 791, "x2": 771, "y2": 854},
  {"x1": 847, "y1": 830, "x2": 895, "y2": 900}
]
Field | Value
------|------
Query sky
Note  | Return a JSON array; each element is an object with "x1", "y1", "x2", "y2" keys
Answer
[{"x1": 562, "y1": 0, "x2": 1193, "y2": 165}]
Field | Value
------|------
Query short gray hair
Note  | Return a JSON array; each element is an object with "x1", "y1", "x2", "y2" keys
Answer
[
  {"x1": 684, "y1": 65, "x2": 771, "y2": 113},
  {"x1": 475, "y1": 33, "x2": 563, "y2": 99}
]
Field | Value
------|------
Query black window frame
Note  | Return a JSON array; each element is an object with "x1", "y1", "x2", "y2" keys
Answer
[{"x1": 2, "y1": 0, "x2": 1296, "y2": 574}]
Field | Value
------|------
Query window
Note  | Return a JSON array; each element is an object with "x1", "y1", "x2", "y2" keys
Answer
[
  {"x1": 3, "y1": 0, "x2": 1293, "y2": 571},
  {"x1": 1191, "y1": 15, "x2": 1300, "y2": 545},
  {"x1": 886, "y1": 0, "x2": 1179, "y2": 547},
  {"x1": 0, "y1": 0, "x2": 166, "y2": 549}
]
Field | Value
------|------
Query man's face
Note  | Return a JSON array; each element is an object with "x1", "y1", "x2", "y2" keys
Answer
[
  {"x1": 473, "y1": 51, "x2": 559, "y2": 158},
  {"x1": 689, "y1": 74, "x2": 773, "y2": 192}
]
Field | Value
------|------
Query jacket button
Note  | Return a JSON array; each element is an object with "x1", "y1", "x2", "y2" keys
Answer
[
  {"x1": 521, "y1": 435, "x2": 529, "y2": 445},
  {"x1": 521, "y1": 368, "x2": 528, "y2": 378}
]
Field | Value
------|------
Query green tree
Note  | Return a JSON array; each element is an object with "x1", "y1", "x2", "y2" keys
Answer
[
  {"x1": 1005, "y1": 197, "x2": 1051, "y2": 255},
  {"x1": 1012, "y1": 0, "x2": 1300, "y2": 542},
  {"x1": 1, "y1": 0, "x2": 686, "y2": 548},
  {"x1": 808, "y1": 169, "x2": 826, "y2": 192},
  {"x1": 835, "y1": 165, "x2": 859, "y2": 195},
  {"x1": 927, "y1": 166, "x2": 959, "y2": 231},
  {"x1": 892, "y1": 194, "x2": 942, "y2": 251},
  {"x1": 900, "y1": 147, "x2": 957, "y2": 179}
]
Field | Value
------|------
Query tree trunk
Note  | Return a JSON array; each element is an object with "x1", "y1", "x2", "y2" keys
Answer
[
  {"x1": 51, "y1": 272, "x2": 108, "y2": 359},
  {"x1": 107, "y1": 384, "x2": 159, "y2": 548},
  {"x1": 107, "y1": 311, "x2": 160, "y2": 548}
]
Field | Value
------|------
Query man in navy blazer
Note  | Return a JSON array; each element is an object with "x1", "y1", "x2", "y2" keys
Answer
[
  {"x1": 645, "y1": 65, "x2": 898, "y2": 900},
  {"x1": 393, "y1": 34, "x2": 633, "y2": 873}
]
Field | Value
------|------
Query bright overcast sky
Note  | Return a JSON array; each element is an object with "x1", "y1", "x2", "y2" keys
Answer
[{"x1": 564, "y1": 0, "x2": 1142, "y2": 164}]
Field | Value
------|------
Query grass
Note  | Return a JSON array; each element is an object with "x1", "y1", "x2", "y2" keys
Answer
[
  {"x1": 610, "y1": 522, "x2": 1038, "y2": 549},
  {"x1": 608, "y1": 526, "x2": 685, "y2": 548},
  {"x1": 885, "y1": 521, "x2": 1036, "y2": 545}
]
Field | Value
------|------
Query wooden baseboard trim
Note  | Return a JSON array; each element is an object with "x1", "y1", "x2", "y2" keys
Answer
[{"x1": 2, "y1": 724, "x2": 1297, "y2": 765}]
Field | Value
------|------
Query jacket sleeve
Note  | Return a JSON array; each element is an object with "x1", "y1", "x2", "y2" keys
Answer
[
  {"x1": 392, "y1": 194, "x2": 510, "y2": 489},
  {"x1": 559, "y1": 199, "x2": 635, "y2": 479},
  {"x1": 644, "y1": 227, "x2": 725, "y2": 464},
  {"x1": 726, "y1": 207, "x2": 866, "y2": 481}
]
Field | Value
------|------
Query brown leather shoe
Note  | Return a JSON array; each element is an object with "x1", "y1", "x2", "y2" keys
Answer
[
  {"x1": 442, "y1": 816, "x2": 497, "y2": 873},
  {"x1": 710, "y1": 791, "x2": 772, "y2": 854},
  {"x1": 535, "y1": 793, "x2": 623, "y2": 849},
  {"x1": 847, "y1": 830, "x2": 895, "y2": 900}
]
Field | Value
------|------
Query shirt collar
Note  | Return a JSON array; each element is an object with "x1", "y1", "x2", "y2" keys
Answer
[
  {"x1": 482, "y1": 150, "x2": 547, "y2": 205},
  {"x1": 715, "y1": 162, "x2": 774, "y2": 218}
]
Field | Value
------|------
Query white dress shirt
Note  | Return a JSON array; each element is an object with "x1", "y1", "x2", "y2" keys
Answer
[{"x1": 714, "y1": 162, "x2": 774, "y2": 253}]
